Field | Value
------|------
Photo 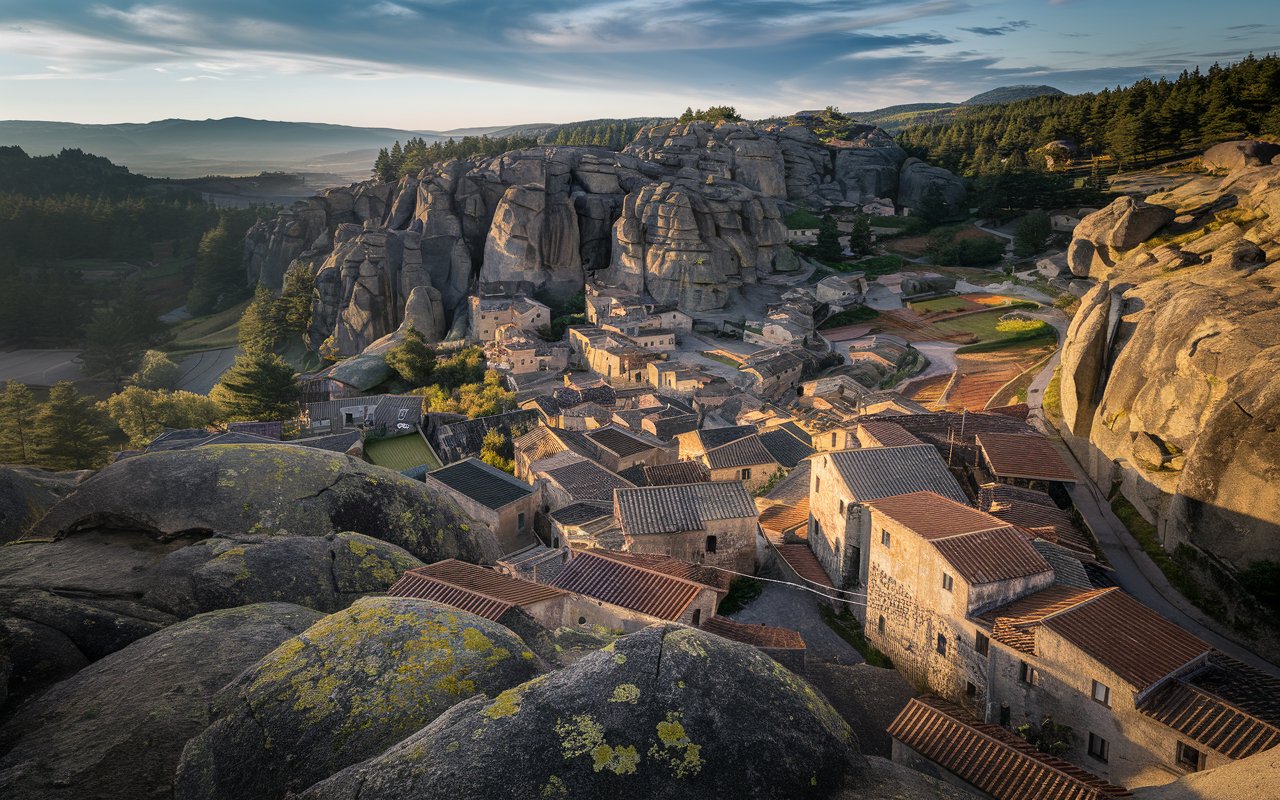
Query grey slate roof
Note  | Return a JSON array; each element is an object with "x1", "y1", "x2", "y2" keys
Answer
[
  {"x1": 758, "y1": 427, "x2": 816, "y2": 469},
  {"x1": 698, "y1": 425, "x2": 757, "y2": 450},
  {"x1": 427, "y1": 458, "x2": 534, "y2": 511},
  {"x1": 433, "y1": 409, "x2": 539, "y2": 464},
  {"x1": 615, "y1": 481, "x2": 758, "y2": 536},
  {"x1": 288, "y1": 430, "x2": 362, "y2": 453},
  {"x1": 549, "y1": 501, "x2": 614, "y2": 526},
  {"x1": 826, "y1": 444, "x2": 966, "y2": 504},
  {"x1": 587, "y1": 427, "x2": 658, "y2": 458},
  {"x1": 703, "y1": 434, "x2": 778, "y2": 471},
  {"x1": 542, "y1": 457, "x2": 634, "y2": 502},
  {"x1": 370, "y1": 395, "x2": 425, "y2": 433}
]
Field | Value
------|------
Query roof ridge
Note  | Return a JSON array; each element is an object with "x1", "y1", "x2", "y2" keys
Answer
[
  {"x1": 412, "y1": 560, "x2": 564, "y2": 604},
  {"x1": 1032, "y1": 586, "x2": 1118, "y2": 626},
  {"x1": 578, "y1": 549, "x2": 716, "y2": 592}
]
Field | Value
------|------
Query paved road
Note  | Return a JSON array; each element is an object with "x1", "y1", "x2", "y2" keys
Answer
[
  {"x1": 1023, "y1": 341, "x2": 1280, "y2": 677},
  {"x1": 0, "y1": 349, "x2": 87, "y2": 386},
  {"x1": 727, "y1": 567, "x2": 865, "y2": 666},
  {"x1": 176, "y1": 348, "x2": 239, "y2": 394}
]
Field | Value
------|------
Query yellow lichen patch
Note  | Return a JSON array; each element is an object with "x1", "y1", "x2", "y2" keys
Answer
[
  {"x1": 649, "y1": 711, "x2": 703, "y2": 779},
  {"x1": 668, "y1": 629, "x2": 708, "y2": 659},
  {"x1": 483, "y1": 685, "x2": 528, "y2": 720},
  {"x1": 609, "y1": 684, "x2": 640, "y2": 704},
  {"x1": 462, "y1": 627, "x2": 493, "y2": 653},
  {"x1": 591, "y1": 743, "x2": 639, "y2": 775},
  {"x1": 612, "y1": 653, "x2": 627, "y2": 665},
  {"x1": 540, "y1": 776, "x2": 568, "y2": 797}
]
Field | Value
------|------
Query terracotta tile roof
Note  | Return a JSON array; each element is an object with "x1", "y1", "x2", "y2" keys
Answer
[
  {"x1": 888, "y1": 697, "x2": 1131, "y2": 800},
  {"x1": 703, "y1": 434, "x2": 779, "y2": 470},
  {"x1": 1139, "y1": 656, "x2": 1280, "y2": 759},
  {"x1": 758, "y1": 498, "x2": 810, "y2": 536},
  {"x1": 857, "y1": 420, "x2": 924, "y2": 447},
  {"x1": 980, "y1": 484, "x2": 1060, "y2": 510},
  {"x1": 1042, "y1": 588, "x2": 1211, "y2": 690},
  {"x1": 701, "y1": 615, "x2": 805, "y2": 650},
  {"x1": 426, "y1": 458, "x2": 534, "y2": 511},
  {"x1": 826, "y1": 445, "x2": 967, "y2": 504},
  {"x1": 614, "y1": 481, "x2": 758, "y2": 536},
  {"x1": 987, "y1": 500, "x2": 1096, "y2": 560},
  {"x1": 387, "y1": 559, "x2": 566, "y2": 621},
  {"x1": 979, "y1": 586, "x2": 1116, "y2": 655},
  {"x1": 587, "y1": 549, "x2": 731, "y2": 594},
  {"x1": 775, "y1": 543, "x2": 835, "y2": 589},
  {"x1": 868, "y1": 491, "x2": 1009, "y2": 541},
  {"x1": 550, "y1": 550, "x2": 709, "y2": 621},
  {"x1": 987, "y1": 403, "x2": 1031, "y2": 420},
  {"x1": 931, "y1": 526, "x2": 1053, "y2": 586},
  {"x1": 977, "y1": 432, "x2": 1078, "y2": 483}
]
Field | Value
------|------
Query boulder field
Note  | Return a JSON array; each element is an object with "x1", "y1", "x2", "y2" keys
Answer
[
  {"x1": 1056, "y1": 143, "x2": 1280, "y2": 617},
  {"x1": 244, "y1": 121, "x2": 966, "y2": 355}
]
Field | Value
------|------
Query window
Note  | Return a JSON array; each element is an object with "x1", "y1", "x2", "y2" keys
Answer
[
  {"x1": 578, "y1": 616, "x2": 587, "y2": 625},
  {"x1": 999, "y1": 704, "x2": 1011, "y2": 726},
  {"x1": 1092, "y1": 680, "x2": 1111, "y2": 707},
  {"x1": 936, "y1": 633, "x2": 947, "y2": 655},
  {"x1": 830, "y1": 432, "x2": 837, "y2": 446},
  {"x1": 740, "y1": 468, "x2": 752, "y2": 480},
  {"x1": 975, "y1": 632, "x2": 990, "y2": 657},
  {"x1": 838, "y1": 500, "x2": 845, "y2": 514},
  {"x1": 705, "y1": 535, "x2": 717, "y2": 554},
  {"x1": 1176, "y1": 741, "x2": 1205, "y2": 772},
  {"x1": 517, "y1": 512, "x2": 526, "y2": 531},
  {"x1": 877, "y1": 615, "x2": 885, "y2": 634},
  {"x1": 966, "y1": 682, "x2": 977, "y2": 698},
  {"x1": 815, "y1": 476, "x2": 821, "y2": 493},
  {"x1": 942, "y1": 573, "x2": 954, "y2": 592},
  {"x1": 881, "y1": 529, "x2": 891, "y2": 548},
  {"x1": 692, "y1": 609, "x2": 702, "y2": 626},
  {"x1": 1019, "y1": 662, "x2": 1039, "y2": 685},
  {"x1": 1087, "y1": 733, "x2": 1109, "y2": 763}
]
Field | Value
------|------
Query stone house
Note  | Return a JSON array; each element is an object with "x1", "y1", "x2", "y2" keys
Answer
[
  {"x1": 527, "y1": 450, "x2": 635, "y2": 512},
  {"x1": 860, "y1": 491, "x2": 1055, "y2": 705},
  {"x1": 614, "y1": 480, "x2": 760, "y2": 573},
  {"x1": 847, "y1": 334, "x2": 912, "y2": 370},
  {"x1": 699, "y1": 434, "x2": 783, "y2": 494},
  {"x1": 487, "y1": 325, "x2": 570, "y2": 375},
  {"x1": 808, "y1": 445, "x2": 968, "y2": 590},
  {"x1": 567, "y1": 326, "x2": 661, "y2": 386},
  {"x1": 676, "y1": 424, "x2": 757, "y2": 461},
  {"x1": 468, "y1": 295, "x2": 552, "y2": 343},
  {"x1": 600, "y1": 323, "x2": 677, "y2": 352},
  {"x1": 388, "y1": 559, "x2": 570, "y2": 631},
  {"x1": 424, "y1": 458, "x2": 540, "y2": 554},
  {"x1": 646, "y1": 361, "x2": 715, "y2": 396},
  {"x1": 740, "y1": 347, "x2": 818, "y2": 397},
  {"x1": 550, "y1": 549, "x2": 722, "y2": 631},
  {"x1": 975, "y1": 432, "x2": 1079, "y2": 491},
  {"x1": 583, "y1": 425, "x2": 673, "y2": 474},
  {"x1": 815, "y1": 273, "x2": 869, "y2": 306}
]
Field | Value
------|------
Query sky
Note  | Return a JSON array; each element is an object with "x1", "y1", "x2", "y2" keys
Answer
[{"x1": 0, "y1": 0, "x2": 1276, "y2": 131}]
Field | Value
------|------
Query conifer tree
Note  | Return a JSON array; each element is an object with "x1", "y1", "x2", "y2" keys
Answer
[
  {"x1": 0, "y1": 380, "x2": 38, "y2": 464},
  {"x1": 210, "y1": 352, "x2": 300, "y2": 422},
  {"x1": 32, "y1": 381, "x2": 114, "y2": 470}
]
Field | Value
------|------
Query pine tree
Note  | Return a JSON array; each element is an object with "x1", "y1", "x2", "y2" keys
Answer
[
  {"x1": 210, "y1": 352, "x2": 300, "y2": 422},
  {"x1": 847, "y1": 215, "x2": 872, "y2": 256},
  {"x1": 280, "y1": 266, "x2": 315, "y2": 334},
  {"x1": 238, "y1": 284, "x2": 285, "y2": 358},
  {"x1": 0, "y1": 381, "x2": 38, "y2": 464},
  {"x1": 82, "y1": 306, "x2": 145, "y2": 387},
  {"x1": 32, "y1": 381, "x2": 114, "y2": 470},
  {"x1": 384, "y1": 325, "x2": 436, "y2": 387},
  {"x1": 1014, "y1": 211, "x2": 1053, "y2": 257},
  {"x1": 815, "y1": 214, "x2": 842, "y2": 261}
]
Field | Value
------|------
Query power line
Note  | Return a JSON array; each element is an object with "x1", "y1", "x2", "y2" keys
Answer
[{"x1": 699, "y1": 562, "x2": 867, "y2": 606}]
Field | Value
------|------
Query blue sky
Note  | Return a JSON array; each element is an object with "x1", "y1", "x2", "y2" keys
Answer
[{"x1": 0, "y1": 1, "x2": 1275, "y2": 130}]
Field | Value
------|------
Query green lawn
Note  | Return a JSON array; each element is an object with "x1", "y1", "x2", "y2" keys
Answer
[
  {"x1": 818, "y1": 306, "x2": 880, "y2": 330},
  {"x1": 164, "y1": 299, "x2": 250, "y2": 353},
  {"x1": 910, "y1": 296, "x2": 970, "y2": 314},
  {"x1": 365, "y1": 432, "x2": 441, "y2": 472},
  {"x1": 928, "y1": 305, "x2": 1043, "y2": 346}
]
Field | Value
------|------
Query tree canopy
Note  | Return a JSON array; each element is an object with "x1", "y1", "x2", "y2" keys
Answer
[
  {"x1": 32, "y1": 381, "x2": 115, "y2": 470},
  {"x1": 210, "y1": 352, "x2": 300, "y2": 422}
]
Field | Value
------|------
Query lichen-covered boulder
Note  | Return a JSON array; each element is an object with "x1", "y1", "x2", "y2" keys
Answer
[
  {"x1": 141, "y1": 532, "x2": 423, "y2": 617},
  {"x1": 175, "y1": 597, "x2": 541, "y2": 800},
  {"x1": 26, "y1": 445, "x2": 502, "y2": 564},
  {"x1": 0, "y1": 466, "x2": 83, "y2": 543},
  {"x1": 0, "y1": 603, "x2": 323, "y2": 800},
  {"x1": 301, "y1": 625, "x2": 861, "y2": 800}
]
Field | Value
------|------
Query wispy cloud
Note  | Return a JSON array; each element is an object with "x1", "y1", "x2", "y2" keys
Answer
[{"x1": 960, "y1": 19, "x2": 1029, "y2": 36}]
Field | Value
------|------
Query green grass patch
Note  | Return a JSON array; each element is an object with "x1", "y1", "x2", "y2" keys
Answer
[
  {"x1": 819, "y1": 606, "x2": 893, "y2": 668},
  {"x1": 851, "y1": 254, "x2": 909, "y2": 277},
  {"x1": 1110, "y1": 493, "x2": 1220, "y2": 616},
  {"x1": 818, "y1": 306, "x2": 880, "y2": 330},
  {"x1": 955, "y1": 326, "x2": 1057, "y2": 354},
  {"x1": 910, "y1": 296, "x2": 970, "y2": 314},
  {"x1": 703, "y1": 352, "x2": 743, "y2": 368},
  {"x1": 716, "y1": 578, "x2": 765, "y2": 615},
  {"x1": 784, "y1": 208, "x2": 823, "y2": 230},
  {"x1": 1043, "y1": 367, "x2": 1062, "y2": 418},
  {"x1": 928, "y1": 305, "x2": 1039, "y2": 346},
  {"x1": 867, "y1": 216, "x2": 912, "y2": 229}
]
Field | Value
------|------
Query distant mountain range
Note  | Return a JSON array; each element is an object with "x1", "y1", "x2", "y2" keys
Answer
[{"x1": 0, "y1": 86, "x2": 1065, "y2": 180}]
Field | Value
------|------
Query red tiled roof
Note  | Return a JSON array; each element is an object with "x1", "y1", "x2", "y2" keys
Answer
[
  {"x1": 979, "y1": 586, "x2": 1115, "y2": 655},
  {"x1": 931, "y1": 526, "x2": 1053, "y2": 586},
  {"x1": 387, "y1": 559, "x2": 566, "y2": 621},
  {"x1": 550, "y1": 550, "x2": 709, "y2": 621},
  {"x1": 986, "y1": 403, "x2": 1031, "y2": 420},
  {"x1": 977, "y1": 433, "x2": 1078, "y2": 483},
  {"x1": 888, "y1": 697, "x2": 1131, "y2": 800},
  {"x1": 758, "y1": 498, "x2": 810, "y2": 537},
  {"x1": 587, "y1": 549, "x2": 731, "y2": 594},
  {"x1": 1140, "y1": 674, "x2": 1280, "y2": 760},
  {"x1": 868, "y1": 491, "x2": 1009, "y2": 541},
  {"x1": 1043, "y1": 589, "x2": 1211, "y2": 691},
  {"x1": 775, "y1": 543, "x2": 835, "y2": 589},
  {"x1": 701, "y1": 615, "x2": 805, "y2": 650}
]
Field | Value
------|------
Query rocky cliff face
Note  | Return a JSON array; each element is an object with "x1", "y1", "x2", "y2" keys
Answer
[
  {"x1": 244, "y1": 122, "x2": 966, "y2": 355},
  {"x1": 1057, "y1": 147, "x2": 1280, "y2": 579}
]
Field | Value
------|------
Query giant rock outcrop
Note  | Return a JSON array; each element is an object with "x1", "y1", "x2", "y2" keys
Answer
[{"x1": 245, "y1": 121, "x2": 966, "y2": 355}]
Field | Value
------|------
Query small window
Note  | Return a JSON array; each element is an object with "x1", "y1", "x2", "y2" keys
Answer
[
  {"x1": 838, "y1": 500, "x2": 845, "y2": 514},
  {"x1": 815, "y1": 476, "x2": 821, "y2": 492},
  {"x1": 975, "y1": 632, "x2": 990, "y2": 657},
  {"x1": 578, "y1": 616, "x2": 587, "y2": 625},
  {"x1": 830, "y1": 432, "x2": 837, "y2": 446},
  {"x1": 881, "y1": 529, "x2": 891, "y2": 548},
  {"x1": 705, "y1": 535, "x2": 717, "y2": 554},
  {"x1": 1019, "y1": 662, "x2": 1039, "y2": 685},
  {"x1": 936, "y1": 633, "x2": 947, "y2": 656},
  {"x1": 1088, "y1": 733, "x2": 1109, "y2": 763},
  {"x1": 1176, "y1": 741, "x2": 1205, "y2": 772},
  {"x1": 966, "y1": 682, "x2": 977, "y2": 698},
  {"x1": 517, "y1": 512, "x2": 526, "y2": 531},
  {"x1": 942, "y1": 573, "x2": 954, "y2": 592},
  {"x1": 740, "y1": 468, "x2": 752, "y2": 480},
  {"x1": 877, "y1": 615, "x2": 885, "y2": 634},
  {"x1": 692, "y1": 609, "x2": 701, "y2": 626},
  {"x1": 1092, "y1": 680, "x2": 1111, "y2": 707}
]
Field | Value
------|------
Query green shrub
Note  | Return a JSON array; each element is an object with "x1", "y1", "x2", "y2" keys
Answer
[{"x1": 717, "y1": 578, "x2": 765, "y2": 615}]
